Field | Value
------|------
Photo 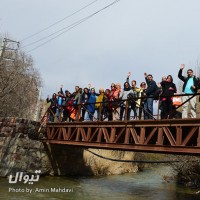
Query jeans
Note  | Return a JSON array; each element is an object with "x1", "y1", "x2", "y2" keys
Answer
[
  {"x1": 144, "y1": 96, "x2": 154, "y2": 119},
  {"x1": 56, "y1": 108, "x2": 62, "y2": 121}
]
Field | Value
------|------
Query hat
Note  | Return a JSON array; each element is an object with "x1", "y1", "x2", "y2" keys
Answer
[{"x1": 65, "y1": 90, "x2": 69, "y2": 93}]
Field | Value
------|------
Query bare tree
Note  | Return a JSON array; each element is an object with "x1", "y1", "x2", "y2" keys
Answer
[{"x1": 0, "y1": 37, "x2": 42, "y2": 119}]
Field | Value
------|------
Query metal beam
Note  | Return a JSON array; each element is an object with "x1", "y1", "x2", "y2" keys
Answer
[{"x1": 43, "y1": 140, "x2": 200, "y2": 155}]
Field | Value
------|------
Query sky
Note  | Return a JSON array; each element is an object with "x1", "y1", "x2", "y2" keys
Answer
[{"x1": 1, "y1": 0, "x2": 200, "y2": 98}]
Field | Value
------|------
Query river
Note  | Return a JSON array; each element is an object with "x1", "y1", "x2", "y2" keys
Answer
[{"x1": 0, "y1": 166, "x2": 199, "y2": 200}]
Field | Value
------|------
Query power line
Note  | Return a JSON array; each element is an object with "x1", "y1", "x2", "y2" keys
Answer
[
  {"x1": 22, "y1": 16, "x2": 88, "y2": 49},
  {"x1": 26, "y1": 0, "x2": 121, "y2": 53},
  {"x1": 24, "y1": 0, "x2": 120, "y2": 50},
  {"x1": 20, "y1": 0, "x2": 99, "y2": 42},
  {"x1": 85, "y1": 149, "x2": 200, "y2": 163},
  {"x1": 26, "y1": 15, "x2": 92, "y2": 51}
]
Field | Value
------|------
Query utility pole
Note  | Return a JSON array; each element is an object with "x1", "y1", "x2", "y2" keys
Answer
[
  {"x1": 0, "y1": 38, "x2": 6, "y2": 62},
  {"x1": 0, "y1": 38, "x2": 20, "y2": 62}
]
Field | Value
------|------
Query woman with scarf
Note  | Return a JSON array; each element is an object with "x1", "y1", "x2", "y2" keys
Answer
[{"x1": 160, "y1": 75, "x2": 177, "y2": 119}]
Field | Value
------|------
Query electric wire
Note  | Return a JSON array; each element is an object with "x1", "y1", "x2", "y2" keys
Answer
[
  {"x1": 22, "y1": 17, "x2": 88, "y2": 49},
  {"x1": 26, "y1": 16, "x2": 90, "y2": 52},
  {"x1": 20, "y1": 0, "x2": 99, "y2": 42},
  {"x1": 25, "y1": 0, "x2": 120, "y2": 51},
  {"x1": 26, "y1": 0, "x2": 120, "y2": 53},
  {"x1": 85, "y1": 149, "x2": 200, "y2": 163}
]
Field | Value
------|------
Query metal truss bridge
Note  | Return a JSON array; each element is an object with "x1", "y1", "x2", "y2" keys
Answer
[{"x1": 43, "y1": 118, "x2": 200, "y2": 155}]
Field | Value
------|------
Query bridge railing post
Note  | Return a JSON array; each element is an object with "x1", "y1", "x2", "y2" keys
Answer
[
  {"x1": 157, "y1": 96, "x2": 161, "y2": 120},
  {"x1": 125, "y1": 99, "x2": 128, "y2": 121},
  {"x1": 98, "y1": 103, "x2": 103, "y2": 121},
  {"x1": 76, "y1": 104, "x2": 81, "y2": 121}
]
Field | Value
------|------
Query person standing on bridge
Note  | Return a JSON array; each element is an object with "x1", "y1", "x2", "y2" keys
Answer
[
  {"x1": 178, "y1": 64, "x2": 199, "y2": 118},
  {"x1": 46, "y1": 93, "x2": 57, "y2": 122},
  {"x1": 126, "y1": 72, "x2": 140, "y2": 119},
  {"x1": 95, "y1": 87, "x2": 105, "y2": 121},
  {"x1": 64, "y1": 90, "x2": 73, "y2": 122},
  {"x1": 143, "y1": 73, "x2": 157, "y2": 119},
  {"x1": 138, "y1": 82, "x2": 147, "y2": 119},
  {"x1": 86, "y1": 88, "x2": 97, "y2": 121},
  {"x1": 160, "y1": 75, "x2": 177, "y2": 119},
  {"x1": 111, "y1": 83, "x2": 121, "y2": 121},
  {"x1": 74, "y1": 87, "x2": 82, "y2": 121},
  {"x1": 56, "y1": 88, "x2": 65, "y2": 122},
  {"x1": 119, "y1": 82, "x2": 133, "y2": 120},
  {"x1": 81, "y1": 87, "x2": 90, "y2": 121}
]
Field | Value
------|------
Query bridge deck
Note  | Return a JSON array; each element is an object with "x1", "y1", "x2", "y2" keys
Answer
[{"x1": 43, "y1": 118, "x2": 200, "y2": 155}]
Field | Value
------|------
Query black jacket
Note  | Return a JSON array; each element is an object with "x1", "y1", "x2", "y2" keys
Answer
[
  {"x1": 178, "y1": 69, "x2": 199, "y2": 93},
  {"x1": 161, "y1": 81, "x2": 177, "y2": 99},
  {"x1": 145, "y1": 77, "x2": 157, "y2": 96}
]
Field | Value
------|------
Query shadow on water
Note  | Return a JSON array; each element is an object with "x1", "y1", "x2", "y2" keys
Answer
[{"x1": 0, "y1": 166, "x2": 199, "y2": 200}]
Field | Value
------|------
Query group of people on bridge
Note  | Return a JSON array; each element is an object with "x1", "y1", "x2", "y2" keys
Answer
[{"x1": 46, "y1": 64, "x2": 199, "y2": 122}]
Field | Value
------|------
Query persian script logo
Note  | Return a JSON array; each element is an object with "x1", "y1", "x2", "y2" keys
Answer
[{"x1": 8, "y1": 170, "x2": 41, "y2": 184}]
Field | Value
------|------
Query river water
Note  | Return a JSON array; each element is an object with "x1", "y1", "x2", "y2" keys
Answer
[{"x1": 0, "y1": 166, "x2": 199, "y2": 200}]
